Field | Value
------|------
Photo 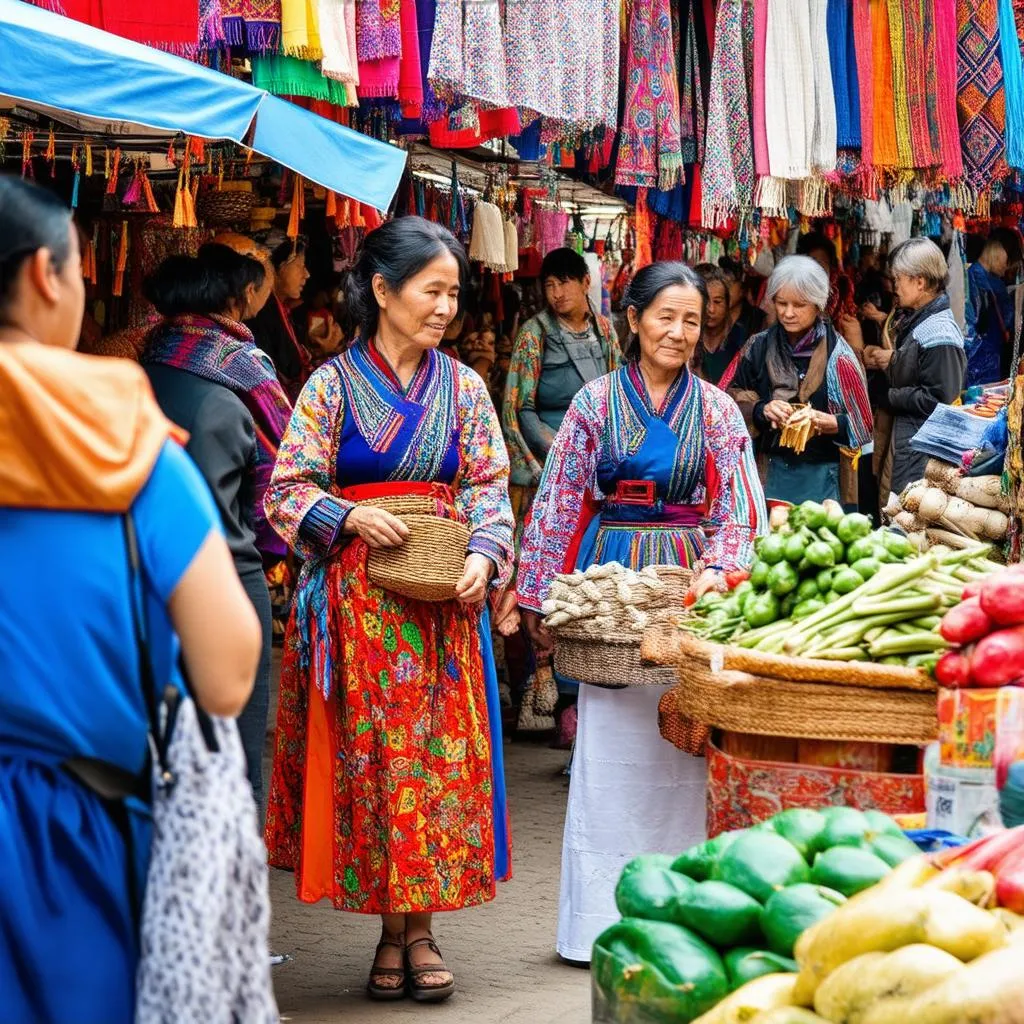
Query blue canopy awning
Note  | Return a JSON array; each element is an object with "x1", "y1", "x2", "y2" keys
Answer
[{"x1": 0, "y1": 0, "x2": 406, "y2": 211}]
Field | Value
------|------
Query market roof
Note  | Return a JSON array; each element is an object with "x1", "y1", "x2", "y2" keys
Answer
[{"x1": 0, "y1": 0, "x2": 406, "y2": 211}]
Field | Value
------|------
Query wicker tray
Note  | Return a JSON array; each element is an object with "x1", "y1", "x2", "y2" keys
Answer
[
  {"x1": 554, "y1": 631, "x2": 677, "y2": 689},
  {"x1": 672, "y1": 659, "x2": 937, "y2": 744}
]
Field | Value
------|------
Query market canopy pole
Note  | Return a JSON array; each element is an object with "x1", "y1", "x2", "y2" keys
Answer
[{"x1": 0, "y1": 0, "x2": 406, "y2": 211}]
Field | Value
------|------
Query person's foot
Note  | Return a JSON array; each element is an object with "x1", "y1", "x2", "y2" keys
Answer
[
  {"x1": 367, "y1": 931, "x2": 407, "y2": 1001},
  {"x1": 405, "y1": 933, "x2": 455, "y2": 1002}
]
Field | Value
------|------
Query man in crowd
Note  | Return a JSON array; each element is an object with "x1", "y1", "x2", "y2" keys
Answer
[{"x1": 966, "y1": 227, "x2": 1021, "y2": 386}]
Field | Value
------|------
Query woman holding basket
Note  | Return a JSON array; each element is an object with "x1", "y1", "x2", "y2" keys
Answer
[
  {"x1": 517, "y1": 262, "x2": 767, "y2": 963},
  {"x1": 264, "y1": 217, "x2": 514, "y2": 1003}
]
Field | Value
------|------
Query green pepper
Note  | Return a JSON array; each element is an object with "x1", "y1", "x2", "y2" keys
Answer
[
  {"x1": 783, "y1": 533, "x2": 807, "y2": 565},
  {"x1": 799, "y1": 501, "x2": 828, "y2": 530},
  {"x1": 749, "y1": 560, "x2": 771, "y2": 589},
  {"x1": 851, "y1": 557, "x2": 882, "y2": 580},
  {"x1": 733, "y1": 580, "x2": 754, "y2": 602},
  {"x1": 758, "y1": 534, "x2": 788, "y2": 565},
  {"x1": 792, "y1": 597, "x2": 826, "y2": 620},
  {"x1": 788, "y1": 506, "x2": 804, "y2": 529},
  {"x1": 844, "y1": 537, "x2": 877, "y2": 564},
  {"x1": 836, "y1": 512, "x2": 873, "y2": 545},
  {"x1": 744, "y1": 592, "x2": 781, "y2": 628},
  {"x1": 817, "y1": 527, "x2": 846, "y2": 564},
  {"x1": 805, "y1": 540, "x2": 836, "y2": 568},
  {"x1": 796, "y1": 578, "x2": 821, "y2": 602},
  {"x1": 831, "y1": 567, "x2": 864, "y2": 595},
  {"x1": 825, "y1": 502, "x2": 845, "y2": 529},
  {"x1": 781, "y1": 593, "x2": 796, "y2": 617},
  {"x1": 880, "y1": 530, "x2": 914, "y2": 560},
  {"x1": 815, "y1": 568, "x2": 835, "y2": 593},
  {"x1": 695, "y1": 591, "x2": 725, "y2": 611},
  {"x1": 717, "y1": 597, "x2": 742, "y2": 618},
  {"x1": 767, "y1": 561, "x2": 799, "y2": 597}
]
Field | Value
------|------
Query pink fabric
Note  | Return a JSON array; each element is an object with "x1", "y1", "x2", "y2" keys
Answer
[
  {"x1": 933, "y1": 0, "x2": 964, "y2": 178},
  {"x1": 853, "y1": 0, "x2": 874, "y2": 166},
  {"x1": 753, "y1": 0, "x2": 770, "y2": 175},
  {"x1": 359, "y1": 57, "x2": 399, "y2": 97},
  {"x1": 535, "y1": 209, "x2": 569, "y2": 256},
  {"x1": 398, "y1": 0, "x2": 423, "y2": 114}
]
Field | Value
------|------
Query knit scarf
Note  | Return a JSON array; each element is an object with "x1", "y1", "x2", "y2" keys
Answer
[
  {"x1": 319, "y1": 0, "x2": 359, "y2": 88},
  {"x1": 885, "y1": 0, "x2": 914, "y2": 167},
  {"x1": 934, "y1": 0, "x2": 964, "y2": 178},
  {"x1": 870, "y1": 0, "x2": 900, "y2": 167},
  {"x1": 51, "y1": 0, "x2": 199, "y2": 45},
  {"x1": 358, "y1": 0, "x2": 402, "y2": 62},
  {"x1": 999, "y1": 0, "x2": 1024, "y2": 170},
  {"x1": 827, "y1": 0, "x2": 861, "y2": 148},
  {"x1": 853, "y1": 0, "x2": 874, "y2": 167},
  {"x1": 679, "y1": 0, "x2": 712, "y2": 164},
  {"x1": 702, "y1": 0, "x2": 754, "y2": 226},
  {"x1": 901, "y1": 0, "x2": 939, "y2": 167},
  {"x1": 221, "y1": 0, "x2": 282, "y2": 52},
  {"x1": 957, "y1": 0, "x2": 1008, "y2": 192},
  {"x1": 281, "y1": 0, "x2": 321, "y2": 58},
  {"x1": 615, "y1": 0, "x2": 684, "y2": 190}
]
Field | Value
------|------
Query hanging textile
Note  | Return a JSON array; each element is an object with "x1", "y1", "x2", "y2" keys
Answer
[
  {"x1": 827, "y1": 0, "x2": 861, "y2": 149},
  {"x1": 281, "y1": 0, "x2": 321, "y2": 57},
  {"x1": 852, "y1": 0, "x2": 874, "y2": 167},
  {"x1": 809, "y1": 0, "x2": 838, "y2": 172},
  {"x1": 615, "y1": 0, "x2": 683, "y2": 189},
  {"x1": 869, "y1": 0, "x2": 900, "y2": 167},
  {"x1": 679, "y1": 0, "x2": 712, "y2": 163},
  {"x1": 319, "y1": 0, "x2": 358, "y2": 88},
  {"x1": 900, "y1": 0, "x2": 939, "y2": 168},
  {"x1": 752, "y1": 0, "x2": 770, "y2": 177},
  {"x1": 956, "y1": 0, "x2": 1008, "y2": 192},
  {"x1": 199, "y1": 0, "x2": 226, "y2": 51},
  {"x1": 428, "y1": 0, "x2": 508, "y2": 108},
  {"x1": 39, "y1": 0, "x2": 199, "y2": 46},
  {"x1": 398, "y1": 0, "x2": 423, "y2": 115},
  {"x1": 763, "y1": 0, "x2": 816, "y2": 181},
  {"x1": 934, "y1": 0, "x2": 964, "y2": 178},
  {"x1": 221, "y1": 0, "x2": 282, "y2": 52},
  {"x1": 357, "y1": 0, "x2": 402, "y2": 63},
  {"x1": 999, "y1": 0, "x2": 1024, "y2": 169},
  {"x1": 702, "y1": 0, "x2": 754, "y2": 225},
  {"x1": 885, "y1": 0, "x2": 915, "y2": 167},
  {"x1": 251, "y1": 55, "x2": 350, "y2": 105}
]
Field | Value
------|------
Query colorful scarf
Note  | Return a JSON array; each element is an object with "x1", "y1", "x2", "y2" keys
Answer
[
  {"x1": 281, "y1": 0, "x2": 321, "y2": 58},
  {"x1": 885, "y1": 0, "x2": 915, "y2": 167},
  {"x1": 679, "y1": 0, "x2": 712, "y2": 163},
  {"x1": 398, "y1": 0, "x2": 423, "y2": 113},
  {"x1": 615, "y1": 0, "x2": 684, "y2": 190},
  {"x1": 957, "y1": 0, "x2": 1008, "y2": 192},
  {"x1": 251, "y1": 54, "x2": 351, "y2": 105},
  {"x1": 827, "y1": 0, "x2": 861, "y2": 148},
  {"x1": 221, "y1": 0, "x2": 282, "y2": 52},
  {"x1": 853, "y1": 0, "x2": 874, "y2": 167},
  {"x1": 319, "y1": 0, "x2": 358, "y2": 87},
  {"x1": 357, "y1": 0, "x2": 402, "y2": 62},
  {"x1": 47, "y1": 0, "x2": 199, "y2": 45},
  {"x1": 144, "y1": 314, "x2": 292, "y2": 560},
  {"x1": 934, "y1": 0, "x2": 964, "y2": 178},
  {"x1": 870, "y1": 0, "x2": 900, "y2": 167},
  {"x1": 752, "y1": 0, "x2": 770, "y2": 176},
  {"x1": 901, "y1": 0, "x2": 938, "y2": 167},
  {"x1": 701, "y1": 0, "x2": 754, "y2": 224},
  {"x1": 999, "y1": 0, "x2": 1024, "y2": 170}
]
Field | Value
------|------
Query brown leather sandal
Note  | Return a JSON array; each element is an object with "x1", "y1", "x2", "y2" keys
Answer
[
  {"x1": 404, "y1": 935, "x2": 455, "y2": 1003},
  {"x1": 367, "y1": 933, "x2": 407, "y2": 1001}
]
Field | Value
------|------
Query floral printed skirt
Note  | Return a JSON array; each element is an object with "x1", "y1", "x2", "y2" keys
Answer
[{"x1": 265, "y1": 540, "x2": 498, "y2": 914}]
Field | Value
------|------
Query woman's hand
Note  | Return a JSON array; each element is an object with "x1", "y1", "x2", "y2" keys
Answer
[
  {"x1": 455, "y1": 553, "x2": 493, "y2": 606},
  {"x1": 811, "y1": 410, "x2": 839, "y2": 435},
  {"x1": 763, "y1": 400, "x2": 794, "y2": 427},
  {"x1": 861, "y1": 301, "x2": 887, "y2": 325},
  {"x1": 522, "y1": 610, "x2": 555, "y2": 659},
  {"x1": 862, "y1": 346, "x2": 893, "y2": 372},
  {"x1": 689, "y1": 569, "x2": 725, "y2": 602},
  {"x1": 492, "y1": 588, "x2": 522, "y2": 636},
  {"x1": 343, "y1": 506, "x2": 410, "y2": 549}
]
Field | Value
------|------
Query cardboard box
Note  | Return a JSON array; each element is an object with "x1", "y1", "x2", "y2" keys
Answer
[{"x1": 937, "y1": 686, "x2": 1024, "y2": 770}]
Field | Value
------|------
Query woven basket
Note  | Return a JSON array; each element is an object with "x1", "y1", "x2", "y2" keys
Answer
[
  {"x1": 359, "y1": 495, "x2": 470, "y2": 603},
  {"x1": 657, "y1": 687, "x2": 709, "y2": 755},
  {"x1": 198, "y1": 189, "x2": 257, "y2": 227},
  {"x1": 673, "y1": 660, "x2": 937, "y2": 744},
  {"x1": 554, "y1": 631, "x2": 677, "y2": 689}
]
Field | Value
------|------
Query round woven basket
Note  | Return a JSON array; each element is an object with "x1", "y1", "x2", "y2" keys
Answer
[
  {"x1": 198, "y1": 189, "x2": 256, "y2": 227},
  {"x1": 554, "y1": 631, "x2": 677, "y2": 689},
  {"x1": 359, "y1": 495, "x2": 470, "y2": 603},
  {"x1": 673, "y1": 658, "x2": 937, "y2": 744}
]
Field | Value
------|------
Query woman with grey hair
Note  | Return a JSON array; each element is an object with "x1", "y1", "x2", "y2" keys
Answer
[
  {"x1": 864, "y1": 237, "x2": 966, "y2": 500},
  {"x1": 729, "y1": 255, "x2": 873, "y2": 504}
]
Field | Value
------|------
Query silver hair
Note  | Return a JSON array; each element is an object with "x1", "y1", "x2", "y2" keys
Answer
[
  {"x1": 765, "y1": 255, "x2": 831, "y2": 311},
  {"x1": 889, "y1": 237, "x2": 949, "y2": 292}
]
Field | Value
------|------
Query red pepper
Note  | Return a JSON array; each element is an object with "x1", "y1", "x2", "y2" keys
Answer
[
  {"x1": 684, "y1": 590, "x2": 698, "y2": 607},
  {"x1": 724, "y1": 569, "x2": 751, "y2": 590},
  {"x1": 994, "y1": 842, "x2": 1024, "y2": 912},
  {"x1": 939, "y1": 596, "x2": 993, "y2": 646},
  {"x1": 970, "y1": 627, "x2": 1024, "y2": 687},
  {"x1": 934, "y1": 650, "x2": 973, "y2": 688},
  {"x1": 930, "y1": 826, "x2": 1024, "y2": 870},
  {"x1": 980, "y1": 569, "x2": 1024, "y2": 627},
  {"x1": 962, "y1": 580, "x2": 984, "y2": 600}
]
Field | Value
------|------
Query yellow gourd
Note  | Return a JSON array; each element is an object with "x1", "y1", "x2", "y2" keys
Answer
[
  {"x1": 692, "y1": 974, "x2": 798, "y2": 1024},
  {"x1": 753, "y1": 1010, "x2": 830, "y2": 1024},
  {"x1": 920, "y1": 867, "x2": 996, "y2": 907}
]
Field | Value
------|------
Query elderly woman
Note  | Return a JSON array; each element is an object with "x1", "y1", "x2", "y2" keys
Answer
[
  {"x1": 518, "y1": 262, "x2": 766, "y2": 964},
  {"x1": 729, "y1": 255, "x2": 873, "y2": 505},
  {"x1": 864, "y1": 238, "x2": 967, "y2": 500},
  {"x1": 263, "y1": 216, "x2": 514, "y2": 1003}
]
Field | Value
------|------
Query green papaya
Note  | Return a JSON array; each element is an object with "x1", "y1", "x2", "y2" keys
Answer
[
  {"x1": 670, "y1": 880, "x2": 764, "y2": 947},
  {"x1": 615, "y1": 867, "x2": 695, "y2": 922},
  {"x1": 866, "y1": 831, "x2": 921, "y2": 867},
  {"x1": 765, "y1": 809, "x2": 828, "y2": 861},
  {"x1": 760, "y1": 883, "x2": 847, "y2": 958},
  {"x1": 621, "y1": 853, "x2": 679, "y2": 877},
  {"x1": 712, "y1": 832, "x2": 810, "y2": 904},
  {"x1": 862, "y1": 809, "x2": 904, "y2": 837},
  {"x1": 592, "y1": 918, "x2": 729, "y2": 1024},
  {"x1": 810, "y1": 845, "x2": 891, "y2": 897},
  {"x1": 723, "y1": 947, "x2": 799, "y2": 990},
  {"x1": 818, "y1": 806, "x2": 871, "y2": 849},
  {"x1": 672, "y1": 830, "x2": 745, "y2": 881}
]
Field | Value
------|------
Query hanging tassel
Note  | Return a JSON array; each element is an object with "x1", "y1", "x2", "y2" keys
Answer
[
  {"x1": 335, "y1": 197, "x2": 351, "y2": 229},
  {"x1": 362, "y1": 205, "x2": 382, "y2": 230},
  {"x1": 122, "y1": 161, "x2": 142, "y2": 206},
  {"x1": 173, "y1": 164, "x2": 187, "y2": 228},
  {"x1": 84, "y1": 140, "x2": 93, "y2": 177},
  {"x1": 21, "y1": 130, "x2": 35, "y2": 178},
  {"x1": 45, "y1": 125, "x2": 56, "y2": 176},
  {"x1": 245, "y1": 146, "x2": 254, "y2": 169},
  {"x1": 217, "y1": 153, "x2": 225, "y2": 189},
  {"x1": 112, "y1": 221, "x2": 129, "y2": 297},
  {"x1": 141, "y1": 166, "x2": 159, "y2": 213},
  {"x1": 287, "y1": 173, "x2": 305, "y2": 238},
  {"x1": 106, "y1": 148, "x2": 122, "y2": 195},
  {"x1": 166, "y1": 139, "x2": 177, "y2": 167},
  {"x1": 325, "y1": 190, "x2": 337, "y2": 218},
  {"x1": 351, "y1": 201, "x2": 366, "y2": 229},
  {"x1": 71, "y1": 170, "x2": 80, "y2": 210},
  {"x1": 190, "y1": 137, "x2": 205, "y2": 162}
]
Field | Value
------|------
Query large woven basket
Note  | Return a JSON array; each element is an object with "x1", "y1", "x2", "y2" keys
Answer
[
  {"x1": 657, "y1": 686, "x2": 709, "y2": 755},
  {"x1": 359, "y1": 495, "x2": 470, "y2": 603},
  {"x1": 198, "y1": 188, "x2": 256, "y2": 227},
  {"x1": 554, "y1": 630, "x2": 677, "y2": 689}
]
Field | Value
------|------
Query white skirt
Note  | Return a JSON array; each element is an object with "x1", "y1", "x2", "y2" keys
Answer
[{"x1": 556, "y1": 683, "x2": 708, "y2": 962}]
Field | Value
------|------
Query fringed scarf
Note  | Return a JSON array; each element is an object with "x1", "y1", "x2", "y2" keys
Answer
[
  {"x1": 934, "y1": 0, "x2": 964, "y2": 179},
  {"x1": 615, "y1": 0, "x2": 684, "y2": 190},
  {"x1": 885, "y1": 0, "x2": 915, "y2": 167},
  {"x1": 221, "y1": 0, "x2": 281, "y2": 53},
  {"x1": 427, "y1": 0, "x2": 509, "y2": 108},
  {"x1": 358, "y1": 0, "x2": 403, "y2": 62},
  {"x1": 319, "y1": 0, "x2": 359, "y2": 89},
  {"x1": 853, "y1": 0, "x2": 874, "y2": 168},
  {"x1": 397, "y1": 0, "x2": 423, "y2": 114},
  {"x1": 870, "y1": 0, "x2": 900, "y2": 167},
  {"x1": 52, "y1": 0, "x2": 199, "y2": 46},
  {"x1": 999, "y1": 0, "x2": 1024, "y2": 170},
  {"x1": 827, "y1": 0, "x2": 861, "y2": 149},
  {"x1": 957, "y1": 0, "x2": 1008, "y2": 193},
  {"x1": 281, "y1": 0, "x2": 321, "y2": 58},
  {"x1": 702, "y1": 0, "x2": 754, "y2": 226},
  {"x1": 679, "y1": 0, "x2": 712, "y2": 164},
  {"x1": 251, "y1": 54, "x2": 351, "y2": 105},
  {"x1": 901, "y1": 0, "x2": 939, "y2": 168}
]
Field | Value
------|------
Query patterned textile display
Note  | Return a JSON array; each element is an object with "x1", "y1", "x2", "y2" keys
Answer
[
  {"x1": 998, "y1": 0, "x2": 1024, "y2": 169},
  {"x1": 827, "y1": 0, "x2": 862, "y2": 149},
  {"x1": 281, "y1": 0, "x2": 321, "y2": 58},
  {"x1": 679, "y1": 0, "x2": 712, "y2": 163},
  {"x1": 199, "y1": 0, "x2": 227, "y2": 50},
  {"x1": 957, "y1": 0, "x2": 1008, "y2": 192},
  {"x1": 357, "y1": 0, "x2": 402, "y2": 62},
  {"x1": 935, "y1": 0, "x2": 965, "y2": 178},
  {"x1": 428, "y1": 0, "x2": 509, "y2": 109},
  {"x1": 251, "y1": 54, "x2": 351, "y2": 104},
  {"x1": 263, "y1": 343, "x2": 514, "y2": 912},
  {"x1": 809, "y1": 0, "x2": 839, "y2": 171},
  {"x1": 318, "y1": 0, "x2": 359, "y2": 87},
  {"x1": 221, "y1": 0, "x2": 282, "y2": 51},
  {"x1": 143, "y1": 314, "x2": 292, "y2": 561},
  {"x1": 702, "y1": 0, "x2": 755, "y2": 225},
  {"x1": 900, "y1": 0, "x2": 939, "y2": 168},
  {"x1": 615, "y1": 0, "x2": 684, "y2": 189},
  {"x1": 886, "y1": 0, "x2": 915, "y2": 167}
]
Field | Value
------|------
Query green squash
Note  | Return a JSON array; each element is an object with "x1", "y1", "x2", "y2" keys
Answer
[
  {"x1": 713, "y1": 831, "x2": 810, "y2": 903},
  {"x1": 621, "y1": 854, "x2": 680, "y2": 877},
  {"x1": 865, "y1": 831, "x2": 921, "y2": 868},
  {"x1": 765, "y1": 809, "x2": 828, "y2": 861},
  {"x1": 760, "y1": 883, "x2": 847, "y2": 958},
  {"x1": 818, "y1": 806, "x2": 871, "y2": 849},
  {"x1": 672, "y1": 830, "x2": 745, "y2": 881},
  {"x1": 592, "y1": 918, "x2": 729, "y2": 1024},
  {"x1": 723, "y1": 947, "x2": 799, "y2": 990},
  {"x1": 810, "y1": 845, "x2": 891, "y2": 897},
  {"x1": 670, "y1": 880, "x2": 764, "y2": 947},
  {"x1": 615, "y1": 867, "x2": 696, "y2": 922}
]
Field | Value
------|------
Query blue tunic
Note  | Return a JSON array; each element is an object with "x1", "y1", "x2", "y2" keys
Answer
[{"x1": 0, "y1": 442, "x2": 219, "y2": 1024}]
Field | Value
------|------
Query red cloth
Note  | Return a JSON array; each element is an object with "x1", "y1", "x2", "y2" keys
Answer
[
  {"x1": 398, "y1": 0, "x2": 423, "y2": 117},
  {"x1": 55, "y1": 0, "x2": 199, "y2": 45},
  {"x1": 428, "y1": 107, "x2": 521, "y2": 149}
]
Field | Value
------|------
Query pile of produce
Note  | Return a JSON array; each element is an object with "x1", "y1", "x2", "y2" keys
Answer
[
  {"x1": 594, "y1": 821, "x2": 1024, "y2": 1024},
  {"x1": 541, "y1": 562, "x2": 689, "y2": 635},
  {"x1": 935, "y1": 563, "x2": 1024, "y2": 689},
  {"x1": 682, "y1": 500, "x2": 1001, "y2": 668},
  {"x1": 592, "y1": 807, "x2": 921, "y2": 1024}
]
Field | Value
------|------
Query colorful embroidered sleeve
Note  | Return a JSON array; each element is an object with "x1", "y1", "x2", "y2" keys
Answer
[
  {"x1": 455, "y1": 366, "x2": 516, "y2": 588},
  {"x1": 264, "y1": 361, "x2": 351, "y2": 561},
  {"x1": 701, "y1": 384, "x2": 767, "y2": 571},
  {"x1": 501, "y1": 317, "x2": 547, "y2": 487},
  {"x1": 827, "y1": 337, "x2": 874, "y2": 450},
  {"x1": 517, "y1": 379, "x2": 607, "y2": 613}
]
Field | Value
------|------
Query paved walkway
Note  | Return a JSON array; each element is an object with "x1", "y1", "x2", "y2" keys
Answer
[{"x1": 268, "y1": 739, "x2": 591, "y2": 1023}]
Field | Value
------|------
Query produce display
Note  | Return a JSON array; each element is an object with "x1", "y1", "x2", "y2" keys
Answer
[
  {"x1": 681, "y1": 500, "x2": 1002, "y2": 669},
  {"x1": 594, "y1": 820, "x2": 1024, "y2": 1024}
]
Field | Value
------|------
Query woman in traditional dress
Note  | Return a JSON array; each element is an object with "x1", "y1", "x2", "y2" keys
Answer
[
  {"x1": 264, "y1": 216, "x2": 514, "y2": 1003},
  {"x1": 728, "y1": 255, "x2": 873, "y2": 505},
  {"x1": 517, "y1": 262, "x2": 767, "y2": 963}
]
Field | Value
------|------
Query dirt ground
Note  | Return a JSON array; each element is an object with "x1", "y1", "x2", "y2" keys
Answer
[{"x1": 267, "y1": 728, "x2": 592, "y2": 1024}]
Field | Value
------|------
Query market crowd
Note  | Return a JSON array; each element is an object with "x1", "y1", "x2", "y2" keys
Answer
[{"x1": 3, "y1": 170, "x2": 1022, "y2": 1019}]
